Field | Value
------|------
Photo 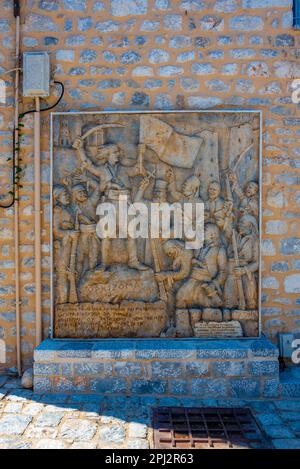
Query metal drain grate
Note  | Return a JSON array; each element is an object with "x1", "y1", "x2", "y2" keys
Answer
[{"x1": 153, "y1": 407, "x2": 272, "y2": 449}]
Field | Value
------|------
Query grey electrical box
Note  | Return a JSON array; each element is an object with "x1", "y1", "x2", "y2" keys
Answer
[
  {"x1": 279, "y1": 332, "x2": 294, "y2": 359},
  {"x1": 23, "y1": 51, "x2": 50, "y2": 97}
]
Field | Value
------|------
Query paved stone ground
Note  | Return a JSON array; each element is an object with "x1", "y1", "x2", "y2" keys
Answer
[{"x1": 1, "y1": 376, "x2": 300, "y2": 449}]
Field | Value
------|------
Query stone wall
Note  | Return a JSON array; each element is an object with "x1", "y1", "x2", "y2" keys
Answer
[{"x1": 0, "y1": 0, "x2": 299, "y2": 370}]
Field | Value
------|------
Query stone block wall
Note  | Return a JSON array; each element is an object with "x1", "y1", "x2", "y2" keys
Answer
[
  {"x1": 33, "y1": 338, "x2": 280, "y2": 398},
  {"x1": 0, "y1": 0, "x2": 300, "y2": 370}
]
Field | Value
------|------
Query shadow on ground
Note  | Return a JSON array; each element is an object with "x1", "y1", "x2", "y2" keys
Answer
[{"x1": 1, "y1": 375, "x2": 300, "y2": 449}]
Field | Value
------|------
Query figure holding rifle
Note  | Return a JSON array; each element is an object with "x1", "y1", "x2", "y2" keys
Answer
[
  {"x1": 68, "y1": 211, "x2": 80, "y2": 303},
  {"x1": 224, "y1": 214, "x2": 259, "y2": 311},
  {"x1": 53, "y1": 184, "x2": 78, "y2": 304}
]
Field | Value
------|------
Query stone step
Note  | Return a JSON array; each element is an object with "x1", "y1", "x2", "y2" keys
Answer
[{"x1": 33, "y1": 336, "x2": 280, "y2": 399}]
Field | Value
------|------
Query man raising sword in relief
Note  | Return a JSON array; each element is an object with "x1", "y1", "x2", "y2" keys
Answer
[{"x1": 73, "y1": 134, "x2": 148, "y2": 271}]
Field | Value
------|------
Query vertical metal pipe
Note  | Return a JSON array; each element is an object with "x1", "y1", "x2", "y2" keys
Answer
[
  {"x1": 34, "y1": 97, "x2": 42, "y2": 346},
  {"x1": 14, "y1": 12, "x2": 21, "y2": 376}
]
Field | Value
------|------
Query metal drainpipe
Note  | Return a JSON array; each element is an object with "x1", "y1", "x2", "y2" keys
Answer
[
  {"x1": 34, "y1": 96, "x2": 42, "y2": 346},
  {"x1": 13, "y1": 1, "x2": 21, "y2": 376}
]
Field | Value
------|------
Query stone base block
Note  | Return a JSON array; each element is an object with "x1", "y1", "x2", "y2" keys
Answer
[
  {"x1": 34, "y1": 336, "x2": 280, "y2": 399},
  {"x1": 280, "y1": 368, "x2": 300, "y2": 398}
]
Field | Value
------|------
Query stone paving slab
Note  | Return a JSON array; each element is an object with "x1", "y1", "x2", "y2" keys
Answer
[{"x1": 0, "y1": 376, "x2": 300, "y2": 449}]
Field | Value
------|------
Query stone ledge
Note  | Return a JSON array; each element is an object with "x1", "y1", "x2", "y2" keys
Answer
[
  {"x1": 35, "y1": 336, "x2": 278, "y2": 360},
  {"x1": 34, "y1": 336, "x2": 280, "y2": 398}
]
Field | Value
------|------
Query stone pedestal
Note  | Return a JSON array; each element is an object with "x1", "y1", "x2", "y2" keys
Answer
[{"x1": 34, "y1": 336, "x2": 280, "y2": 399}]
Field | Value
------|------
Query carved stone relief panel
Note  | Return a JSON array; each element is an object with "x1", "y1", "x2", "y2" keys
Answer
[{"x1": 51, "y1": 111, "x2": 261, "y2": 338}]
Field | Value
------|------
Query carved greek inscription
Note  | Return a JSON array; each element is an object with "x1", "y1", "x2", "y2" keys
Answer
[
  {"x1": 55, "y1": 301, "x2": 167, "y2": 338},
  {"x1": 194, "y1": 320, "x2": 243, "y2": 338}
]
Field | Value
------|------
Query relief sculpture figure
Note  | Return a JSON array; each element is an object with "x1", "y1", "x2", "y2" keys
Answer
[
  {"x1": 135, "y1": 176, "x2": 171, "y2": 272},
  {"x1": 165, "y1": 167, "x2": 204, "y2": 252},
  {"x1": 227, "y1": 170, "x2": 259, "y2": 218},
  {"x1": 155, "y1": 240, "x2": 193, "y2": 334},
  {"x1": 71, "y1": 180, "x2": 101, "y2": 278},
  {"x1": 166, "y1": 168, "x2": 203, "y2": 205},
  {"x1": 176, "y1": 223, "x2": 227, "y2": 309},
  {"x1": 53, "y1": 184, "x2": 77, "y2": 304},
  {"x1": 205, "y1": 181, "x2": 233, "y2": 242},
  {"x1": 224, "y1": 214, "x2": 259, "y2": 310},
  {"x1": 155, "y1": 240, "x2": 193, "y2": 290}
]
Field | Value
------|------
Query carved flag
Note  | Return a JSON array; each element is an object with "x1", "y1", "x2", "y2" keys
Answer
[{"x1": 139, "y1": 115, "x2": 203, "y2": 169}]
